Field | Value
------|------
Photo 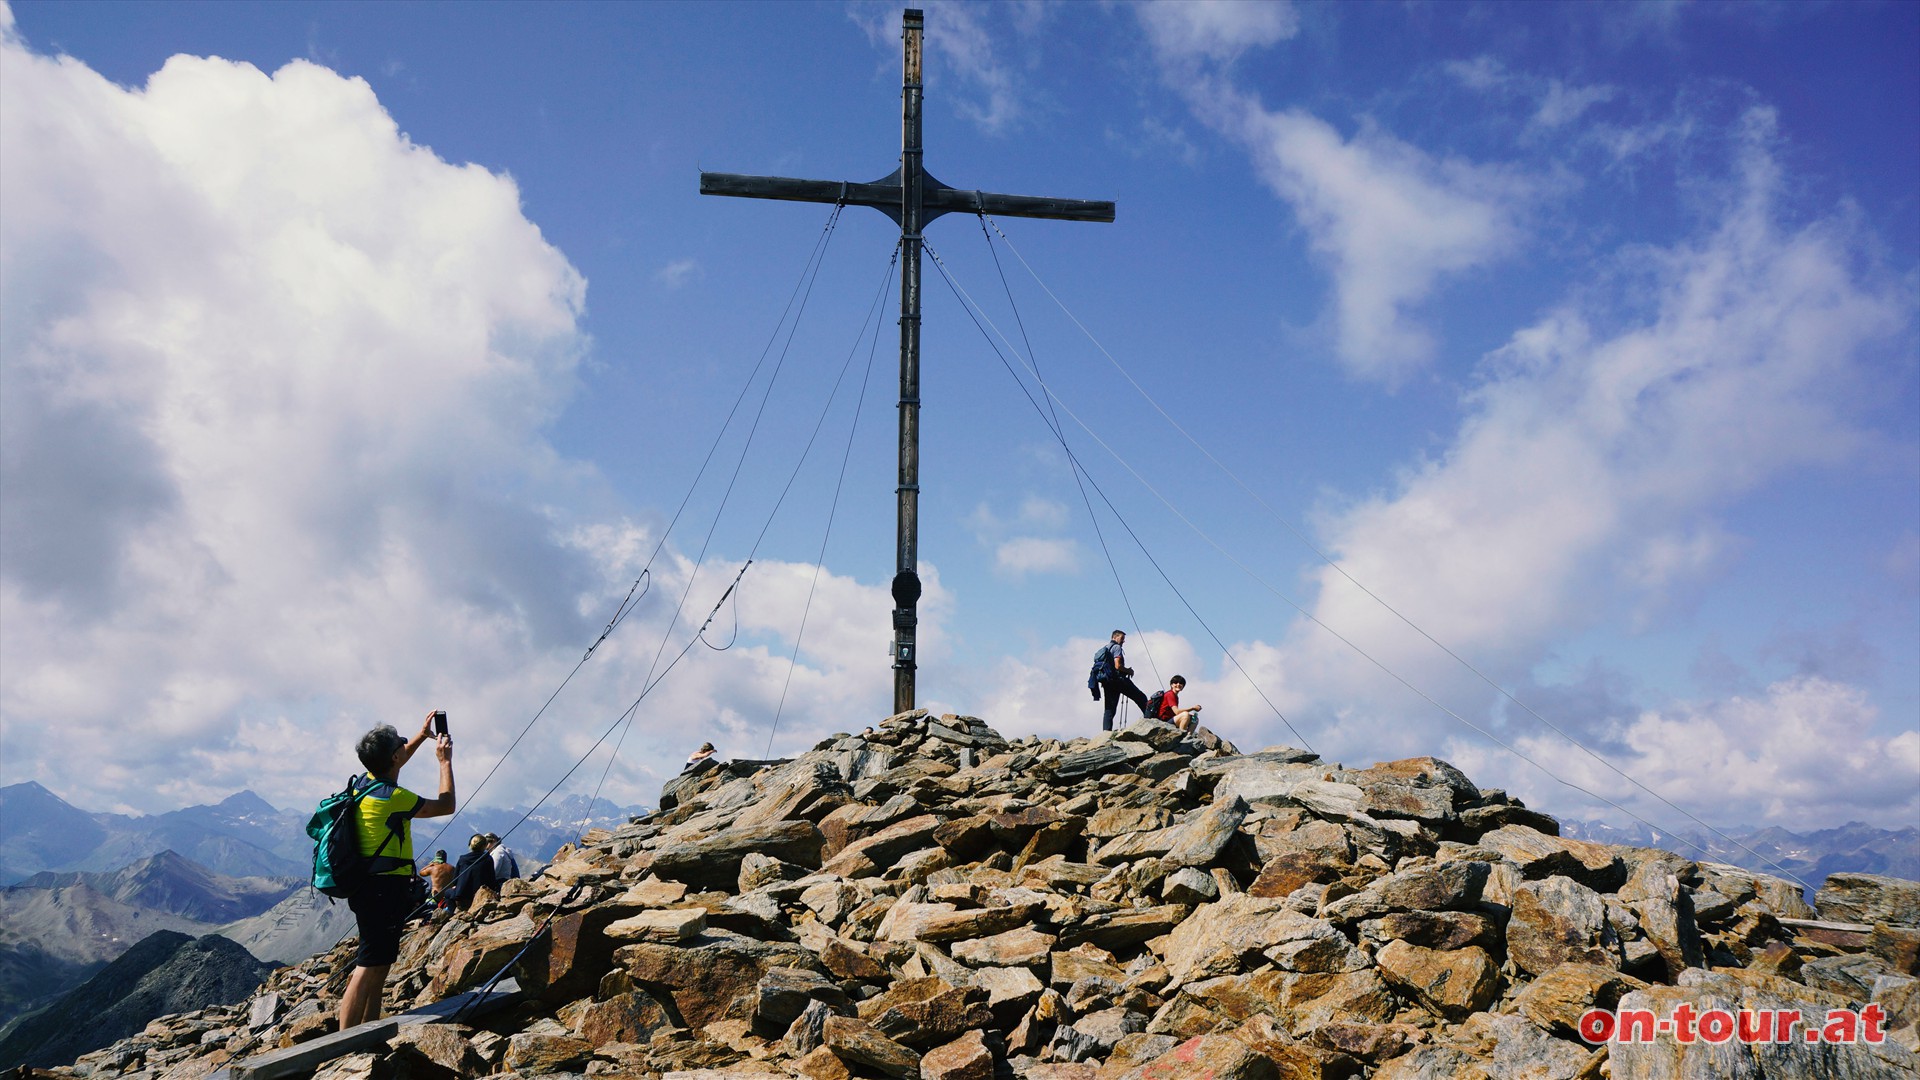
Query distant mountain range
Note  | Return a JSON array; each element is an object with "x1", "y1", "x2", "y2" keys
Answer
[
  {"x1": 0, "y1": 781, "x2": 649, "y2": 1025},
  {"x1": 0, "y1": 784, "x2": 309, "y2": 884},
  {"x1": 12, "y1": 850, "x2": 302, "y2": 924},
  {"x1": 0, "y1": 851, "x2": 298, "y2": 1028},
  {"x1": 0, "y1": 781, "x2": 649, "y2": 885},
  {"x1": 1559, "y1": 819, "x2": 1919, "y2": 884},
  {"x1": 0, "y1": 931, "x2": 275, "y2": 1069}
]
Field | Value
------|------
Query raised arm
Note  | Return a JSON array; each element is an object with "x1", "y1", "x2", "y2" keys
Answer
[{"x1": 414, "y1": 733, "x2": 456, "y2": 818}]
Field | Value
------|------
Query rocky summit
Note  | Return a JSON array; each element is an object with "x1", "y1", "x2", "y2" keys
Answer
[{"x1": 28, "y1": 712, "x2": 1920, "y2": 1080}]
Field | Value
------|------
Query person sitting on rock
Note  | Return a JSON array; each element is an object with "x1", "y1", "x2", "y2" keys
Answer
[
  {"x1": 485, "y1": 833, "x2": 520, "y2": 882},
  {"x1": 419, "y1": 850, "x2": 455, "y2": 911},
  {"x1": 683, "y1": 741, "x2": 718, "y2": 774},
  {"x1": 1156, "y1": 675, "x2": 1203, "y2": 732},
  {"x1": 452, "y1": 832, "x2": 498, "y2": 911}
]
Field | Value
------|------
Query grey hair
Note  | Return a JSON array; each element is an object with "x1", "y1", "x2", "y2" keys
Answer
[{"x1": 356, "y1": 724, "x2": 407, "y2": 774}]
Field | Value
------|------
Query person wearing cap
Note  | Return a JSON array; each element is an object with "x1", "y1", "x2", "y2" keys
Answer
[
  {"x1": 418, "y1": 850, "x2": 456, "y2": 912},
  {"x1": 485, "y1": 832, "x2": 520, "y2": 882},
  {"x1": 337, "y1": 712, "x2": 454, "y2": 1031}
]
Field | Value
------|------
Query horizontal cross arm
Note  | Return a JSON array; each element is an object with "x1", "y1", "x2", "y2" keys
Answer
[
  {"x1": 700, "y1": 173, "x2": 901, "y2": 210},
  {"x1": 701, "y1": 171, "x2": 1115, "y2": 225},
  {"x1": 923, "y1": 186, "x2": 1114, "y2": 223}
]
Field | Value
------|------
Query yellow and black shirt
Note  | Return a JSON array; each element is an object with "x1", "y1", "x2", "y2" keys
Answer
[{"x1": 352, "y1": 775, "x2": 422, "y2": 876}]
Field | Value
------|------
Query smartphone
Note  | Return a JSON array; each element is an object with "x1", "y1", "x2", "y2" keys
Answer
[{"x1": 431, "y1": 711, "x2": 448, "y2": 737}]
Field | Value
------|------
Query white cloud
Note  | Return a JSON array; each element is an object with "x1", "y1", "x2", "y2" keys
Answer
[
  {"x1": 1135, "y1": 0, "x2": 1299, "y2": 65},
  {"x1": 1236, "y1": 107, "x2": 1533, "y2": 383},
  {"x1": 1107, "y1": 116, "x2": 1202, "y2": 168},
  {"x1": 655, "y1": 258, "x2": 700, "y2": 289},
  {"x1": 1444, "y1": 55, "x2": 1508, "y2": 92},
  {"x1": 971, "y1": 496, "x2": 1078, "y2": 576},
  {"x1": 851, "y1": 1, "x2": 1030, "y2": 134},
  {"x1": 1016, "y1": 496, "x2": 1070, "y2": 530},
  {"x1": 1442, "y1": 57, "x2": 1616, "y2": 133},
  {"x1": 1139, "y1": 14, "x2": 1534, "y2": 384},
  {"x1": 0, "y1": 36, "x2": 603, "y2": 811},
  {"x1": 0, "y1": 25, "x2": 939, "y2": 816},
  {"x1": 995, "y1": 537, "x2": 1080, "y2": 577},
  {"x1": 1229, "y1": 111, "x2": 1912, "y2": 814},
  {"x1": 1533, "y1": 79, "x2": 1616, "y2": 129},
  {"x1": 986, "y1": 621, "x2": 1916, "y2": 831},
  {"x1": 1447, "y1": 677, "x2": 1920, "y2": 830}
]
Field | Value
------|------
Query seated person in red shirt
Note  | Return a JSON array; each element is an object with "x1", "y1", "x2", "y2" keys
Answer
[{"x1": 1156, "y1": 675, "x2": 1203, "y2": 732}]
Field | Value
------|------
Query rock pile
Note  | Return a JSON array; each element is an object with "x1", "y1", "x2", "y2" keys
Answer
[{"x1": 31, "y1": 712, "x2": 1920, "y2": 1080}]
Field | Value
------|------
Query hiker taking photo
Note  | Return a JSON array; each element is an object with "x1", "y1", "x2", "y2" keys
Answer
[
  {"x1": 337, "y1": 712, "x2": 454, "y2": 1032},
  {"x1": 1089, "y1": 629, "x2": 1152, "y2": 732}
]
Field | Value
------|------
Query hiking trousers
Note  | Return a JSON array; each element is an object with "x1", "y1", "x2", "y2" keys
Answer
[{"x1": 1101, "y1": 676, "x2": 1151, "y2": 731}]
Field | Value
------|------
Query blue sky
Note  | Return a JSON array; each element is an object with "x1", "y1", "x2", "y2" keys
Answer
[{"x1": 2, "y1": 1, "x2": 1915, "y2": 841}]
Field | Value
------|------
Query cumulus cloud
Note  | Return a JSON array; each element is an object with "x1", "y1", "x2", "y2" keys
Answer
[
  {"x1": 0, "y1": 34, "x2": 602, "y2": 811},
  {"x1": 1217, "y1": 110, "x2": 1914, "y2": 826},
  {"x1": 1296, "y1": 109, "x2": 1900, "y2": 682},
  {"x1": 998, "y1": 108, "x2": 1910, "y2": 829},
  {"x1": 0, "y1": 24, "x2": 935, "y2": 816},
  {"x1": 1446, "y1": 677, "x2": 1920, "y2": 830}
]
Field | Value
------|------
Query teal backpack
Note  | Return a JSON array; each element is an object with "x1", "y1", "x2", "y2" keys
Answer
[{"x1": 307, "y1": 775, "x2": 400, "y2": 900}]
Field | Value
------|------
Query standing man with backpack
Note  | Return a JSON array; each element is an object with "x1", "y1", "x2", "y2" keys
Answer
[
  {"x1": 337, "y1": 714, "x2": 455, "y2": 1032},
  {"x1": 1090, "y1": 629, "x2": 1152, "y2": 732}
]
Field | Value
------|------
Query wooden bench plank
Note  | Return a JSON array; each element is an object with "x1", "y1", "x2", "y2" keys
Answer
[
  {"x1": 225, "y1": 978, "x2": 521, "y2": 1080},
  {"x1": 1778, "y1": 917, "x2": 1875, "y2": 933}
]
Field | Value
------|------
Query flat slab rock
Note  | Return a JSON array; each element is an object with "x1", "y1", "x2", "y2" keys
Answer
[{"x1": 1817, "y1": 873, "x2": 1920, "y2": 928}]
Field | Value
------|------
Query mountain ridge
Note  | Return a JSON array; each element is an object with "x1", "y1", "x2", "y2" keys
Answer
[
  {"x1": 0, "y1": 781, "x2": 650, "y2": 885},
  {"x1": 0, "y1": 931, "x2": 276, "y2": 1069}
]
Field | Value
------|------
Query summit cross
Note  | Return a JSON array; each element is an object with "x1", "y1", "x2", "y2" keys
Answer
[{"x1": 700, "y1": 8, "x2": 1114, "y2": 712}]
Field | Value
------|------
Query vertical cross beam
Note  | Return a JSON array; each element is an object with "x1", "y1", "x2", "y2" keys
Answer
[
  {"x1": 699, "y1": 8, "x2": 1113, "y2": 713},
  {"x1": 890, "y1": 10, "x2": 927, "y2": 713}
]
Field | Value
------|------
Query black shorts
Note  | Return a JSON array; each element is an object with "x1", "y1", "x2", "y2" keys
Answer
[{"x1": 348, "y1": 873, "x2": 415, "y2": 967}]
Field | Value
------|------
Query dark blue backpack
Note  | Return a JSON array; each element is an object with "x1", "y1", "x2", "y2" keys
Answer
[{"x1": 1086, "y1": 644, "x2": 1115, "y2": 695}]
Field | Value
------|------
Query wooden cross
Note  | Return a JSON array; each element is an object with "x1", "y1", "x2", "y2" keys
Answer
[{"x1": 700, "y1": 8, "x2": 1114, "y2": 712}]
